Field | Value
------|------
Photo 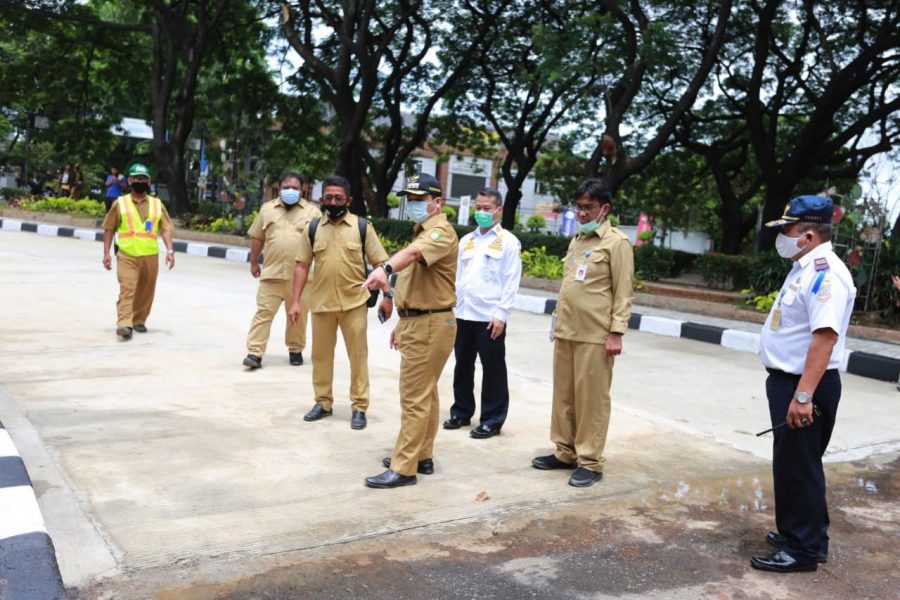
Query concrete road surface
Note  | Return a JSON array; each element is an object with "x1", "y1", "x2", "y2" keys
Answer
[{"x1": 1, "y1": 230, "x2": 898, "y2": 599}]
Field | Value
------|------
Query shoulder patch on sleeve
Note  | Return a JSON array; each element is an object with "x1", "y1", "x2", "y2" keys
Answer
[
  {"x1": 429, "y1": 230, "x2": 442, "y2": 241},
  {"x1": 814, "y1": 257, "x2": 829, "y2": 272}
]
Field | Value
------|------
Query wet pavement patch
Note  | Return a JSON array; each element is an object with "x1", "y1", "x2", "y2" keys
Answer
[{"x1": 76, "y1": 456, "x2": 900, "y2": 600}]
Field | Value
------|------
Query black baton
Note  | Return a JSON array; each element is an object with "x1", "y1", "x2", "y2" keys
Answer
[{"x1": 756, "y1": 405, "x2": 822, "y2": 437}]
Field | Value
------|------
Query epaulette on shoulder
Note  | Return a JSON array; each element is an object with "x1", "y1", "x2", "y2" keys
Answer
[{"x1": 610, "y1": 227, "x2": 630, "y2": 241}]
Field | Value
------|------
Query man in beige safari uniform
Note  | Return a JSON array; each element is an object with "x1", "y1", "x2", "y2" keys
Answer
[
  {"x1": 362, "y1": 173, "x2": 459, "y2": 489},
  {"x1": 289, "y1": 175, "x2": 389, "y2": 430},
  {"x1": 532, "y1": 178, "x2": 633, "y2": 487},
  {"x1": 243, "y1": 171, "x2": 320, "y2": 369}
]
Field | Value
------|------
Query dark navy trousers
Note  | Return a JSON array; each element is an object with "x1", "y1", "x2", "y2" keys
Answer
[
  {"x1": 451, "y1": 318, "x2": 509, "y2": 429},
  {"x1": 766, "y1": 368, "x2": 841, "y2": 563}
]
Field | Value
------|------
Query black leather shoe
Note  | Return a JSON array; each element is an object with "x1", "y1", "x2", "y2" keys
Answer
[
  {"x1": 531, "y1": 454, "x2": 576, "y2": 470},
  {"x1": 351, "y1": 410, "x2": 367, "y2": 430},
  {"x1": 303, "y1": 404, "x2": 333, "y2": 421},
  {"x1": 133, "y1": 324, "x2": 148, "y2": 333},
  {"x1": 116, "y1": 326, "x2": 132, "y2": 340},
  {"x1": 568, "y1": 467, "x2": 603, "y2": 487},
  {"x1": 364, "y1": 470, "x2": 417, "y2": 489},
  {"x1": 443, "y1": 416, "x2": 471, "y2": 429},
  {"x1": 470, "y1": 424, "x2": 501, "y2": 439},
  {"x1": 382, "y1": 457, "x2": 434, "y2": 475},
  {"x1": 289, "y1": 351, "x2": 303, "y2": 366},
  {"x1": 243, "y1": 354, "x2": 262, "y2": 369},
  {"x1": 766, "y1": 531, "x2": 828, "y2": 563},
  {"x1": 750, "y1": 549, "x2": 817, "y2": 572}
]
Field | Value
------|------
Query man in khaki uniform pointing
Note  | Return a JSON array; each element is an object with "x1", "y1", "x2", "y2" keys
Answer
[
  {"x1": 532, "y1": 178, "x2": 634, "y2": 488},
  {"x1": 362, "y1": 173, "x2": 459, "y2": 489},
  {"x1": 288, "y1": 175, "x2": 389, "y2": 430},
  {"x1": 101, "y1": 163, "x2": 175, "y2": 340},
  {"x1": 243, "y1": 172, "x2": 320, "y2": 369}
]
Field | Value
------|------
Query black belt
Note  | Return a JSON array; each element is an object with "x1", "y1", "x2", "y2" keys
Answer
[
  {"x1": 766, "y1": 368, "x2": 839, "y2": 376},
  {"x1": 397, "y1": 307, "x2": 453, "y2": 318}
]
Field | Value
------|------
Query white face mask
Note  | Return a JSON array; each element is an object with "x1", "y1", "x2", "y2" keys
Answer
[{"x1": 775, "y1": 232, "x2": 806, "y2": 259}]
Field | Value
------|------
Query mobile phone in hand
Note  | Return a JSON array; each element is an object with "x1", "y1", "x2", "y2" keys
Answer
[{"x1": 377, "y1": 308, "x2": 386, "y2": 323}]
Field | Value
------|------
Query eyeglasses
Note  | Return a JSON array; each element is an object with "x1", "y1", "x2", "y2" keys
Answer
[
  {"x1": 322, "y1": 194, "x2": 346, "y2": 203},
  {"x1": 574, "y1": 203, "x2": 600, "y2": 214}
]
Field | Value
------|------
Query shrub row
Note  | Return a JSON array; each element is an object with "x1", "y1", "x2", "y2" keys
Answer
[{"x1": 16, "y1": 196, "x2": 107, "y2": 218}]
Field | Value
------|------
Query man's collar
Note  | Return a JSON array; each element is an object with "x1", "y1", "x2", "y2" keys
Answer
[
  {"x1": 474, "y1": 223, "x2": 502, "y2": 238},
  {"x1": 576, "y1": 219, "x2": 610, "y2": 240},
  {"x1": 414, "y1": 212, "x2": 447, "y2": 232},
  {"x1": 797, "y1": 241, "x2": 832, "y2": 268},
  {"x1": 323, "y1": 211, "x2": 352, "y2": 226}
]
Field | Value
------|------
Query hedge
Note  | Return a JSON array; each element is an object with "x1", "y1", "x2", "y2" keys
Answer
[{"x1": 697, "y1": 253, "x2": 753, "y2": 290}]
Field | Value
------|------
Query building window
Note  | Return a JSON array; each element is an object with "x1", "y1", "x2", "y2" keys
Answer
[{"x1": 450, "y1": 173, "x2": 488, "y2": 199}]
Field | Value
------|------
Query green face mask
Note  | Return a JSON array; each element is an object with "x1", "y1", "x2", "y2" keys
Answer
[
  {"x1": 474, "y1": 210, "x2": 496, "y2": 229},
  {"x1": 579, "y1": 219, "x2": 600, "y2": 235}
]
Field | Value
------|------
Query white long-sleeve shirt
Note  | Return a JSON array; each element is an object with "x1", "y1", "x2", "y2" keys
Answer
[{"x1": 454, "y1": 224, "x2": 522, "y2": 323}]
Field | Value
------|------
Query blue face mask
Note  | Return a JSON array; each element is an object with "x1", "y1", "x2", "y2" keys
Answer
[
  {"x1": 406, "y1": 200, "x2": 432, "y2": 224},
  {"x1": 280, "y1": 189, "x2": 301, "y2": 205}
]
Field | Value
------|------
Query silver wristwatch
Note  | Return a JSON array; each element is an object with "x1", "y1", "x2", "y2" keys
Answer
[{"x1": 794, "y1": 391, "x2": 811, "y2": 404}]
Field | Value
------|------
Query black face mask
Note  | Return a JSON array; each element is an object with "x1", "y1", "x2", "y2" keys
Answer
[
  {"x1": 131, "y1": 182, "x2": 150, "y2": 194},
  {"x1": 323, "y1": 204, "x2": 347, "y2": 219}
]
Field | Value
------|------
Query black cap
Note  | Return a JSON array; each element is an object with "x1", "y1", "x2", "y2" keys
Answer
[
  {"x1": 398, "y1": 173, "x2": 442, "y2": 197},
  {"x1": 765, "y1": 195, "x2": 835, "y2": 227}
]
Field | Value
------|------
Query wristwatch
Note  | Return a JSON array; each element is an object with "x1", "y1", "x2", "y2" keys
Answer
[
  {"x1": 794, "y1": 391, "x2": 811, "y2": 404},
  {"x1": 381, "y1": 263, "x2": 393, "y2": 275},
  {"x1": 166, "y1": 250, "x2": 175, "y2": 256},
  {"x1": 383, "y1": 290, "x2": 394, "y2": 299}
]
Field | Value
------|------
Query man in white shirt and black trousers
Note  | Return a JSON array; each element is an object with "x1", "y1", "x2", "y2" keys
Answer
[
  {"x1": 752, "y1": 195, "x2": 856, "y2": 573},
  {"x1": 444, "y1": 188, "x2": 522, "y2": 439}
]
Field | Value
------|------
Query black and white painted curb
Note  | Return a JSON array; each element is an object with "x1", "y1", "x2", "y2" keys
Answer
[
  {"x1": 0, "y1": 420, "x2": 66, "y2": 600},
  {"x1": 511, "y1": 297, "x2": 900, "y2": 384},
  {"x1": 4, "y1": 216, "x2": 899, "y2": 384},
  {"x1": 1, "y1": 217, "x2": 255, "y2": 263}
]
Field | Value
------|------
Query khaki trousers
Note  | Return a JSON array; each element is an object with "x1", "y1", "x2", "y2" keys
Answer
[
  {"x1": 551, "y1": 338, "x2": 614, "y2": 473},
  {"x1": 390, "y1": 312, "x2": 457, "y2": 477},
  {"x1": 246, "y1": 279, "x2": 309, "y2": 355},
  {"x1": 311, "y1": 303, "x2": 369, "y2": 411},
  {"x1": 116, "y1": 253, "x2": 159, "y2": 327}
]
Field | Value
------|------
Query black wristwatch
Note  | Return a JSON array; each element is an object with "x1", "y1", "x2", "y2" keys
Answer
[{"x1": 381, "y1": 263, "x2": 393, "y2": 275}]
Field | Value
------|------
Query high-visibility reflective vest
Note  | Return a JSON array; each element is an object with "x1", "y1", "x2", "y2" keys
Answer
[{"x1": 116, "y1": 194, "x2": 162, "y2": 257}]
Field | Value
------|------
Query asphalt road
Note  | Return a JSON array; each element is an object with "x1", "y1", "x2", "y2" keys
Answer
[{"x1": 1, "y1": 230, "x2": 897, "y2": 599}]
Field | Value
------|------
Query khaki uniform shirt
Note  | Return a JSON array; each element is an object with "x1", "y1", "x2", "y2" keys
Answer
[
  {"x1": 101, "y1": 195, "x2": 174, "y2": 233},
  {"x1": 554, "y1": 220, "x2": 634, "y2": 343},
  {"x1": 395, "y1": 213, "x2": 458, "y2": 310},
  {"x1": 295, "y1": 212, "x2": 389, "y2": 312},
  {"x1": 249, "y1": 199, "x2": 320, "y2": 281}
]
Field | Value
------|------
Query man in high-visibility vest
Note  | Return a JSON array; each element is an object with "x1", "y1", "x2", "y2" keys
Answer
[{"x1": 101, "y1": 163, "x2": 175, "y2": 340}]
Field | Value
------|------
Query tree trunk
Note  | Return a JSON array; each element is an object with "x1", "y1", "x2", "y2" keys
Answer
[
  {"x1": 759, "y1": 185, "x2": 792, "y2": 251},
  {"x1": 152, "y1": 139, "x2": 189, "y2": 215},
  {"x1": 893, "y1": 213, "x2": 900, "y2": 243},
  {"x1": 335, "y1": 139, "x2": 369, "y2": 217},
  {"x1": 502, "y1": 187, "x2": 522, "y2": 230}
]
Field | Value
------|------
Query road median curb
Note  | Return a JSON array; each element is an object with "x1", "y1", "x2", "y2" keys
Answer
[
  {"x1": 511, "y1": 294, "x2": 900, "y2": 383},
  {"x1": 0, "y1": 421, "x2": 66, "y2": 600}
]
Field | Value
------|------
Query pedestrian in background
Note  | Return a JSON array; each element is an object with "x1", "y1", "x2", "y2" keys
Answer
[
  {"x1": 446, "y1": 187, "x2": 521, "y2": 439},
  {"x1": 751, "y1": 195, "x2": 856, "y2": 573},
  {"x1": 289, "y1": 175, "x2": 389, "y2": 430},
  {"x1": 101, "y1": 163, "x2": 175, "y2": 340},
  {"x1": 71, "y1": 163, "x2": 83, "y2": 199},
  {"x1": 243, "y1": 172, "x2": 320, "y2": 369},
  {"x1": 59, "y1": 163, "x2": 73, "y2": 197},
  {"x1": 532, "y1": 178, "x2": 633, "y2": 488},
  {"x1": 362, "y1": 173, "x2": 458, "y2": 489},
  {"x1": 104, "y1": 166, "x2": 126, "y2": 211}
]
